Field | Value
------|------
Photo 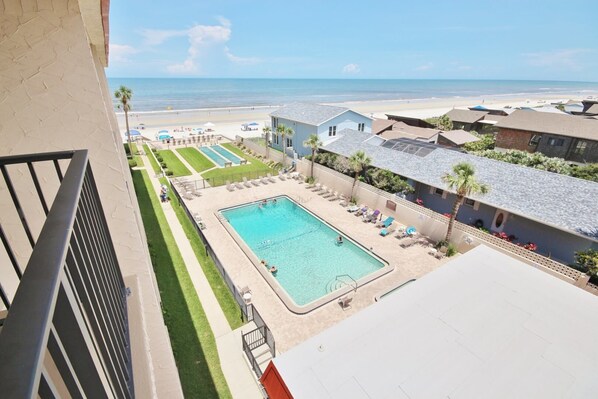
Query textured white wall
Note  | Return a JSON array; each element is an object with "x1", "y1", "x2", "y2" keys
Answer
[{"x1": 0, "y1": 1, "x2": 182, "y2": 397}]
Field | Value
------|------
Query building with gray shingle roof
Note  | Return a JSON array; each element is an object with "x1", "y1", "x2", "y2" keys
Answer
[
  {"x1": 445, "y1": 108, "x2": 488, "y2": 125},
  {"x1": 323, "y1": 129, "x2": 598, "y2": 262},
  {"x1": 437, "y1": 129, "x2": 480, "y2": 147},
  {"x1": 262, "y1": 245, "x2": 598, "y2": 399},
  {"x1": 269, "y1": 103, "x2": 372, "y2": 157}
]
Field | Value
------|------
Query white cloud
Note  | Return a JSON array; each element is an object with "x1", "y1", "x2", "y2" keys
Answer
[
  {"x1": 415, "y1": 62, "x2": 433, "y2": 71},
  {"x1": 342, "y1": 63, "x2": 360, "y2": 74},
  {"x1": 140, "y1": 29, "x2": 187, "y2": 46},
  {"x1": 224, "y1": 47, "x2": 260, "y2": 65},
  {"x1": 109, "y1": 44, "x2": 140, "y2": 62},
  {"x1": 522, "y1": 49, "x2": 592, "y2": 70}
]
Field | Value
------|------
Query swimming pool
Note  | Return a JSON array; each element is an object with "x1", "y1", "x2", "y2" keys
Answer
[
  {"x1": 211, "y1": 145, "x2": 243, "y2": 164},
  {"x1": 199, "y1": 146, "x2": 228, "y2": 167},
  {"x1": 221, "y1": 196, "x2": 389, "y2": 311}
]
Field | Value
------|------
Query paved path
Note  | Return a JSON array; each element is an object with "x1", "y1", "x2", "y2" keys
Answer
[{"x1": 140, "y1": 153, "x2": 262, "y2": 399}]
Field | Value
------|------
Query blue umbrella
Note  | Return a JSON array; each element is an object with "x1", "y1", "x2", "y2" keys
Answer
[
  {"x1": 128, "y1": 129, "x2": 141, "y2": 136},
  {"x1": 159, "y1": 129, "x2": 169, "y2": 133},
  {"x1": 248, "y1": 122, "x2": 259, "y2": 126},
  {"x1": 406, "y1": 226, "x2": 417, "y2": 236}
]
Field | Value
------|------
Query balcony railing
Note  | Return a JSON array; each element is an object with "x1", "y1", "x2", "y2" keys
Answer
[{"x1": 0, "y1": 150, "x2": 133, "y2": 398}]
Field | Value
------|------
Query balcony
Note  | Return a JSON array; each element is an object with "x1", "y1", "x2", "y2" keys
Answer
[{"x1": 0, "y1": 150, "x2": 133, "y2": 398}]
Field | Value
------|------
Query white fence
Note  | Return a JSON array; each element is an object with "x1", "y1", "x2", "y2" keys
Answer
[{"x1": 235, "y1": 136, "x2": 290, "y2": 166}]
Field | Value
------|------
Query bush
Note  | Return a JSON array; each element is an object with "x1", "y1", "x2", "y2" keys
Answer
[
  {"x1": 161, "y1": 162, "x2": 167, "y2": 168},
  {"x1": 156, "y1": 156, "x2": 163, "y2": 162},
  {"x1": 463, "y1": 133, "x2": 496, "y2": 152},
  {"x1": 305, "y1": 176, "x2": 316, "y2": 184},
  {"x1": 124, "y1": 143, "x2": 131, "y2": 155},
  {"x1": 165, "y1": 170, "x2": 174, "y2": 176},
  {"x1": 574, "y1": 249, "x2": 598, "y2": 276},
  {"x1": 446, "y1": 243, "x2": 458, "y2": 257},
  {"x1": 128, "y1": 159, "x2": 137, "y2": 168}
]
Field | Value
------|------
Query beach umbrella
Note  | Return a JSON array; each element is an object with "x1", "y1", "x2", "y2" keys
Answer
[
  {"x1": 158, "y1": 129, "x2": 169, "y2": 133},
  {"x1": 248, "y1": 122, "x2": 259, "y2": 126},
  {"x1": 128, "y1": 130, "x2": 141, "y2": 136},
  {"x1": 204, "y1": 122, "x2": 215, "y2": 128}
]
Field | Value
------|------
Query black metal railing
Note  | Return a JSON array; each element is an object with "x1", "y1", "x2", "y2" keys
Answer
[
  {"x1": 241, "y1": 324, "x2": 276, "y2": 379},
  {"x1": 0, "y1": 150, "x2": 133, "y2": 398}
]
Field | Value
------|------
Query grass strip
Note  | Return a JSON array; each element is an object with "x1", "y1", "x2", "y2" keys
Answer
[
  {"x1": 157, "y1": 149, "x2": 192, "y2": 176},
  {"x1": 202, "y1": 144, "x2": 275, "y2": 186},
  {"x1": 143, "y1": 144, "x2": 162, "y2": 174},
  {"x1": 132, "y1": 169, "x2": 232, "y2": 399},
  {"x1": 177, "y1": 147, "x2": 215, "y2": 173},
  {"x1": 160, "y1": 176, "x2": 244, "y2": 329}
]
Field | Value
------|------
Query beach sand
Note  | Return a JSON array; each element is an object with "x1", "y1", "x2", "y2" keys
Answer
[{"x1": 117, "y1": 92, "x2": 596, "y2": 141}]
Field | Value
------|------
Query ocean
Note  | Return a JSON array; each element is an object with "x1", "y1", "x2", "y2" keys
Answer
[{"x1": 107, "y1": 78, "x2": 598, "y2": 112}]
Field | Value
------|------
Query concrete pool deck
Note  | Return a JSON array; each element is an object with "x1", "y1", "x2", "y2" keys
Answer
[{"x1": 183, "y1": 177, "x2": 449, "y2": 353}]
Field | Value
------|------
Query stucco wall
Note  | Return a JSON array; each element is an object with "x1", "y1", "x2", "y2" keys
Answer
[
  {"x1": 496, "y1": 128, "x2": 535, "y2": 151},
  {"x1": 0, "y1": 1, "x2": 182, "y2": 397}
]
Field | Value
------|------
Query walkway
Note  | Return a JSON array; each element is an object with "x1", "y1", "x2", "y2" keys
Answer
[{"x1": 139, "y1": 153, "x2": 263, "y2": 399}]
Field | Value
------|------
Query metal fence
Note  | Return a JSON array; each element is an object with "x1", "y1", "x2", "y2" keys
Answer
[
  {"x1": 0, "y1": 150, "x2": 133, "y2": 398},
  {"x1": 177, "y1": 168, "x2": 277, "y2": 189}
]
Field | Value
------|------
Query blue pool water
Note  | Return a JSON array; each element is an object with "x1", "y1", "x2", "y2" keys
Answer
[
  {"x1": 221, "y1": 197, "x2": 385, "y2": 306},
  {"x1": 199, "y1": 146, "x2": 227, "y2": 167},
  {"x1": 211, "y1": 145, "x2": 243, "y2": 164}
]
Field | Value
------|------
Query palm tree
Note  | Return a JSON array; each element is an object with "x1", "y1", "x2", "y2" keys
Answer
[
  {"x1": 114, "y1": 85, "x2": 133, "y2": 150},
  {"x1": 442, "y1": 162, "x2": 489, "y2": 242},
  {"x1": 303, "y1": 134, "x2": 322, "y2": 178},
  {"x1": 277, "y1": 124, "x2": 294, "y2": 165},
  {"x1": 262, "y1": 126, "x2": 271, "y2": 158},
  {"x1": 348, "y1": 150, "x2": 371, "y2": 198}
]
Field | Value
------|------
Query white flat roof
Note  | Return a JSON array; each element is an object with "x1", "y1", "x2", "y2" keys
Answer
[{"x1": 273, "y1": 245, "x2": 598, "y2": 398}]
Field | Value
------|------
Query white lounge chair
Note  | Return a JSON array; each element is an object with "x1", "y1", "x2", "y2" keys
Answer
[
  {"x1": 313, "y1": 183, "x2": 322, "y2": 191},
  {"x1": 235, "y1": 181, "x2": 243, "y2": 190},
  {"x1": 260, "y1": 176, "x2": 269, "y2": 184},
  {"x1": 243, "y1": 177, "x2": 252, "y2": 188},
  {"x1": 226, "y1": 180, "x2": 234, "y2": 191},
  {"x1": 339, "y1": 195, "x2": 348, "y2": 206},
  {"x1": 318, "y1": 185, "x2": 329, "y2": 195},
  {"x1": 267, "y1": 173, "x2": 276, "y2": 183},
  {"x1": 251, "y1": 179, "x2": 260, "y2": 186},
  {"x1": 328, "y1": 191, "x2": 340, "y2": 201},
  {"x1": 278, "y1": 171, "x2": 286, "y2": 181}
]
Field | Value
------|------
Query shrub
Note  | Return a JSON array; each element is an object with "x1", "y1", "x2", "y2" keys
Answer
[
  {"x1": 350, "y1": 196, "x2": 358, "y2": 205},
  {"x1": 128, "y1": 159, "x2": 137, "y2": 168},
  {"x1": 165, "y1": 170, "x2": 174, "y2": 176},
  {"x1": 124, "y1": 143, "x2": 131, "y2": 155},
  {"x1": 574, "y1": 249, "x2": 598, "y2": 276},
  {"x1": 463, "y1": 133, "x2": 496, "y2": 152},
  {"x1": 305, "y1": 176, "x2": 316, "y2": 184},
  {"x1": 446, "y1": 243, "x2": 458, "y2": 257},
  {"x1": 160, "y1": 162, "x2": 167, "y2": 168},
  {"x1": 156, "y1": 156, "x2": 163, "y2": 162}
]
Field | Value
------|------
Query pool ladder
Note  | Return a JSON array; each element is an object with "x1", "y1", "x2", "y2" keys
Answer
[{"x1": 326, "y1": 274, "x2": 357, "y2": 293}]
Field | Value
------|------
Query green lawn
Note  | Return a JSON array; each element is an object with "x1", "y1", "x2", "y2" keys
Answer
[
  {"x1": 162, "y1": 176, "x2": 244, "y2": 330},
  {"x1": 202, "y1": 143, "x2": 276, "y2": 186},
  {"x1": 157, "y1": 149, "x2": 192, "y2": 176},
  {"x1": 132, "y1": 169, "x2": 232, "y2": 399},
  {"x1": 177, "y1": 148, "x2": 215, "y2": 173},
  {"x1": 143, "y1": 144, "x2": 162, "y2": 174}
]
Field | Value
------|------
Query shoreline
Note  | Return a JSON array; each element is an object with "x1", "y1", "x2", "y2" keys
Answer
[{"x1": 116, "y1": 91, "x2": 598, "y2": 141}]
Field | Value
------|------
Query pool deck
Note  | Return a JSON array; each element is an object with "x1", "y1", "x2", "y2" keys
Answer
[{"x1": 184, "y1": 177, "x2": 449, "y2": 353}]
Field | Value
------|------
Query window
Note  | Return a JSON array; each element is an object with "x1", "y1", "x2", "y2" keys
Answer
[
  {"x1": 529, "y1": 135, "x2": 541, "y2": 146},
  {"x1": 548, "y1": 137, "x2": 564, "y2": 146},
  {"x1": 574, "y1": 140, "x2": 587, "y2": 155},
  {"x1": 286, "y1": 137, "x2": 293, "y2": 148},
  {"x1": 273, "y1": 134, "x2": 279, "y2": 145},
  {"x1": 328, "y1": 126, "x2": 337, "y2": 137},
  {"x1": 357, "y1": 122, "x2": 365, "y2": 132},
  {"x1": 272, "y1": 118, "x2": 278, "y2": 129},
  {"x1": 464, "y1": 198, "x2": 475, "y2": 207},
  {"x1": 434, "y1": 188, "x2": 444, "y2": 196}
]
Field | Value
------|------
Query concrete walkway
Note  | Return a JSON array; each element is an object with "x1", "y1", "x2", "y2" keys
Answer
[{"x1": 140, "y1": 153, "x2": 263, "y2": 399}]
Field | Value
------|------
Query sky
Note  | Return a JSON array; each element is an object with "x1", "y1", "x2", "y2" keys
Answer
[{"x1": 107, "y1": 0, "x2": 598, "y2": 81}]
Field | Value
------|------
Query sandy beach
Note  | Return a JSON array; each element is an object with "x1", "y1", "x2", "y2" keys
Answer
[{"x1": 116, "y1": 92, "x2": 598, "y2": 141}]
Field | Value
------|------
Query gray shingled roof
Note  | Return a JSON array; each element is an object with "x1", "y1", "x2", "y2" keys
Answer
[
  {"x1": 270, "y1": 103, "x2": 351, "y2": 126},
  {"x1": 445, "y1": 109, "x2": 488, "y2": 124},
  {"x1": 323, "y1": 129, "x2": 598, "y2": 239},
  {"x1": 273, "y1": 245, "x2": 598, "y2": 399},
  {"x1": 495, "y1": 109, "x2": 598, "y2": 140}
]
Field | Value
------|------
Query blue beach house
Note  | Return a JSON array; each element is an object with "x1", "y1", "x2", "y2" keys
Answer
[{"x1": 269, "y1": 103, "x2": 372, "y2": 157}]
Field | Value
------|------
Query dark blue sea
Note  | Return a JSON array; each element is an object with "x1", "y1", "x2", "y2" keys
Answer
[{"x1": 107, "y1": 78, "x2": 598, "y2": 112}]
